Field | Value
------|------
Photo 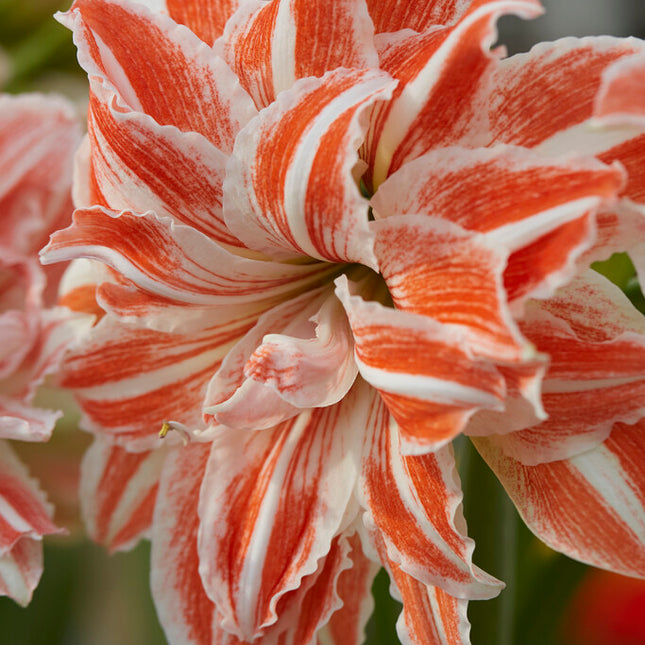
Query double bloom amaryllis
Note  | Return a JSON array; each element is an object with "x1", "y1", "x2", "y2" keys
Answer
[
  {"x1": 41, "y1": 0, "x2": 645, "y2": 642},
  {"x1": 0, "y1": 93, "x2": 82, "y2": 604}
]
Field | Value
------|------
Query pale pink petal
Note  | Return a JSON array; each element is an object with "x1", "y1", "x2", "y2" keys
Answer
[
  {"x1": 220, "y1": 0, "x2": 378, "y2": 109},
  {"x1": 60, "y1": 310, "x2": 255, "y2": 450},
  {"x1": 359, "y1": 397, "x2": 502, "y2": 600},
  {"x1": 197, "y1": 384, "x2": 368, "y2": 641},
  {"x1": 0, "y1": 398, "x2": 61, "y2": 443},
  {"x1": 206, "y1": 286, "x2": 357, "y2": 429},
  {"x1": 486, "y1": 36, "x2": 645, "y2": 149},
  {"x1": 223, "y1": 68, "x2": 396, "y2": 266},
  {"x1": 41, "y1": 207, "x2": 333, "y2": 306},
  {"x1": 0, "y1": 93, "x2": 80, "y2": 256},
  {"x1": 366, "y1": 0, "x2": 543, "y2": 187},
  {"x1": 59, "y1": 0, "x2": 256, "y2": 150},
  {"x1": 0, "y1": 537, "x2": 44, "y2": 608},
  {"x1": 0, "y1": 441, "x2": 62, "y2": 605},
  {"x1": 336, "y1": 276, "x2": 505, "y2": 452},
  {"x1": 80, "y1": 437, "x2": 166, "y2": 552},
  {"x1": 474, "y1": 418, "x2": 645, "y2": 579}
]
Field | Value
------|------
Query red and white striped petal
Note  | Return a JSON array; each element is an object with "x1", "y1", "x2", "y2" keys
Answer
[
  {"x1": 197, "y1": 385, "x2": 368, "y2": 641},
  {"x1": 0, "y1": 398, "x2": 61, "y2": 443},
  {"x1": 373, "y1": 215, "x2": 528, "y2": 362},
  {"x1": 167, "y1": 0, "x2": 241, "y2": 45},
  {"x1": 84, "y1": 79, "x2": 248, "y2": 247},
  {"x1": 359, "y1": 398, "x2": 502, "y2": 600},
  {"x1": 0, "y1": 94, "x2": 80, "y2": 257},
  {"x1": 205, "y1": 286, "x2": 357, "y2": 429},
  {"x1": 365, "y1": 0, "x2": 481, "y2": 34},
  {"x1": 61, "y1": 310, "x2": 255, "y2": 450},
  {"x1": 150, "y1": 443, "x2": 230, "y2": 645},
  {"x1": 494, "y1": 272, "x2": 645, "y2": 465},
  {"x1": 474, "y1": 418, "x2": 645, "y2": 579},
  {"x1": 370, "y1": 145, "x2": 623, "y2": 253},
  {"x1": 42, "y1": 207, "x2": 333, "y2": 306},
  {"x1": 318, "y1": 533, "x2": 379, "y2": 645},
  {"x1": 368, "y1": 529, "x2": 471, "y2": 645},
  {"x1": 595, "y1": 51, "x2": 645, "y2": 125},
  {"x1": 366, "y1": 0, "x2": 542, "y2": 187},
  {"x1": 223, "y1": 68, "x2": 396, "y2": 266},
  {"x1": 80, "y1": 437, "x2": 166, "y2": 552},
  {"x1": 0, "y1": 441, "x2": 62, "y2": 605},
  {"x1": 220, "y1": 0, "x2": 378, "y2": 109},
  {"x1": 336, "y1": 276, "x2": 505, "y2": 452},
  {"x1": 59, "y1": 0, "x2": 256, "y2": 151},
  {"x1": 486, "y1": 36, "x2": 645, "y2": 150}
]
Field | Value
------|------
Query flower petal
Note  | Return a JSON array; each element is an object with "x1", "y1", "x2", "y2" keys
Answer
[
  {"x1": 220, "y1": 0, "x2": 378, "y2": 108},
  {"x1": 83, "y1": 79, "x2": 248, "y2": 247},
  {"x1": 150, "y1": 443, "x2": 227, "y2": 645},
  {"x1": 197, "y1": 385, "x2": 367, "y2": 640},
  {"x1": 205, "y1": 286, "x2": 357, "y2": 429},
  {"x1": 60, "y1": 0, "x2": 256, "y2": 150},
  {"x1": 359, "y1": 399, "x2": 503, "y2": 600},
  {"x1": 336, "y1": 276, "x2": 505, "y2": 452},
  {"x1": 366, "y1": 0, "x2": 543, "y2": 187},
  {"x1": 61, "y1": 311, "x2": 255, "y2": 449},
  {"x1": 0, "y1": 441, "x2": 62, "y2": 605},
  {"x1": 80, "y1": 437, "x2": 165, "y2": 552},
  {"x1": 488, "y1": 271, "x2": 645, "y2": 465},
  {"x1": 42, "y1": 207, "x2": 333, "y2": 306},
  {"x1": 373, "y1": 214, "x2": 527, "y2": 362},
  {"x1": 223, "y1": 68, "x2": 396, "y2": 266},
  {"x1": 0, "y1": 93, "x2": 80, "y2": 256},
  {"x1": 486, "y1": 36, "x2": 645, "y2": 149},
  {"x1": 594, "y1": 51, "x2": 645, "y2": 125},
  {"x1": 365, "y1": 0, "x2": 483, "y2": 34},
  {"x1": 474, "y1": 418, "x2": 645, "y2": 579},
  {"x1": 167, "y1": 0, "x2": 241, "y2": 44},
  {"x1": 369, "y1": 529, "x2": 471, "y2": 645}
]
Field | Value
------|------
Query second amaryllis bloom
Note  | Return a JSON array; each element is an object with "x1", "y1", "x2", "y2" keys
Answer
[{"x1": 41, "y1": 0, "x2": 645, "y2": 643}]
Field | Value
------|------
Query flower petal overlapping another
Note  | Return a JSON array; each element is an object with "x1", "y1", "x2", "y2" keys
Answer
[
  {"x1": 40, "y1": 0, "x2": 645, "y2": 643},
  {"x1": 0, "y1": 94, "x2": 84, "y2": 605}
]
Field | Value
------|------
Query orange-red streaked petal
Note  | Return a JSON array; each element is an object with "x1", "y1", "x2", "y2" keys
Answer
[
  {"x1": 167, "y1": 0, "x2": 241, "y2": 45},
  {"x1": 197, "y1": 384, "x2": 369, "y2": 641},
  {"x1": 60, "y1": 0, "x2": 256, "y2": 150},
  {"x1": 60, "y1": 310, "x2": 256, "y2": 450},
  {"x1": 41, "y1": 207, "x2": 334, "y2": 306},
  {"x1": 595, "y1": 51, "x2": 645, "y2": 124},
  {"x1": 359, "y1": 400, "x2": 503, "y2": 600},
  {"x1": 474, "y1": 418, "x2": 645, "y2": 579},
  {"x1": 336, "y1": 276, "x2": 506, "y2": 452},
  {"x1": 223, "y1": 68, "x2": 397, "y2": 267},
  {"x1": 220, "y1": 0, "x2": 378, "y2": 109},
  {"x1": 486, "y1": 36, "x2": 645, "y2": 149},
  {"x1": 366, "y1": 0, "x2": 543, "y2": 186},
  {"x1": 80, "y1": 437, "x2": 165, "y2": 552}
]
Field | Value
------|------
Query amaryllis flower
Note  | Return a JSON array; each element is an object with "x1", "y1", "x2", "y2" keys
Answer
[
  {"x1": 41, "y1": 0, "x2": 645, "y2": 642},
  {"x1": 0, "y1": 93, "x2": 84, "y2": 605}
]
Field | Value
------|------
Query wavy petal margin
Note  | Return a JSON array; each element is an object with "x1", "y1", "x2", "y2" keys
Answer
[
  {"x1": 224, "y1": 68, "x2": 396, "y2": 266},
  {"x1": 0, "y1": 441, "x2": 62, "y2": 605},
  {"x1": 197, "y1": 384, "x2": 369, "y2": 640},
  {"x1": 475, "y1": 418, "x2": 645, "y2": 579},
  {"x1": 359, "y1": 397, "x2": 502, "y2": 600},
  {"x1": 80, "y1": 438, "x2": 165, "y2": 552}
]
